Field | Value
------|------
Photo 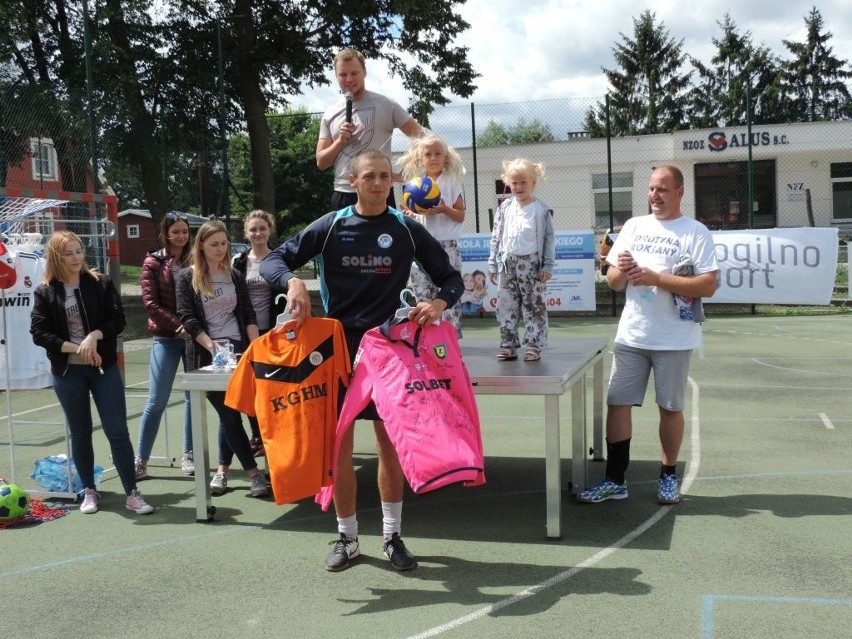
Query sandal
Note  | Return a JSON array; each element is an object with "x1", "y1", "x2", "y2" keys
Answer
[
  {"x1": 523, "y1": 349, "x2": 541, "y2": 362},
  {"x1": 496, "y1": 347, "x2": 518, "y2": 361}
]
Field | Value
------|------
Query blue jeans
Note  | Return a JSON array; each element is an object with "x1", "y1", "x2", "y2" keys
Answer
[
  {"x1": 209, "y1": 337, "x2": 256, "y2": 471},
  {"x1": 52, "y1": 363, "x2": 136, "y2": 495},
  {"x1": 136, "y1": 337, "x2": 192, "y2": 461},
  {"x1": 209, "y1": 390, "x2": 257, "y2": 471}
]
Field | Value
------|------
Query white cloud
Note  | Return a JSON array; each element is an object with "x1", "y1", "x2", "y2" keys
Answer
[
  {"x1": 294, "y1": 0, "x2": 852, "y2": 151},
  {"x1": 295, "y1": 0, "x2": 852, "y2": 113}
]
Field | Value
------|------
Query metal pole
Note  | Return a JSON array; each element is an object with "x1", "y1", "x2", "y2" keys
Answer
[
  {"x1": 82, "y1": 0, "x2": 102, "y2": 269},
  {"x1": 746, "y1": 80, "x2": 754, "y2": 229},
  {"x1": 605, "y1": 94, "x2": 613, "y2": 231},
  {"x1": 605, "y1": 93, "x2": 617, "y2": 316},
  {"x1": 746, "y1": 79, "x2": 756, "y2": 316},
  {"x1": 470, "y1": 102, "x2": 479, "y2": 233},
  {"x1": 217, "y1": 19, "x2": 230, "y2": 228},
  {"x1": 82, "y1": 0, "x2": 98, "y2": 186}
]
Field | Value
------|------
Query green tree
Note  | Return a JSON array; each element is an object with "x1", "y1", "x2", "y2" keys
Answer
[
  {"x1": 584, "y1": 10, "x2": 691, "y2": 136},
  {"x1": 172, "y1": 0, "x2": 478, "y2": 217},
  {"x1": 0, "y1": 2, "x2": 96, "y2": 194},
  {"x1": 688, "y1": 14, "x2": 785, "y2": 128},
  {"x1": 477, "y1": 118, "x2": 555, "y2": 146},
  {"x1": 476, "y1": 120, "x2": 509, "y2": 147},
  {"x1": 0, "y1": 0, "x2": 478, "y2": 232},
  {"x1": 782, "y1": 6, "x2": 852, "y2": 121},
  {"x1": 510, "y1": 118, "x2": 555, "y2": 143},
  {"x1": 228, "y1": 108, "x2": 333, "y2": 237}
]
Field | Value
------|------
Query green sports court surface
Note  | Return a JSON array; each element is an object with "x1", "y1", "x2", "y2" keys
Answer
[{"x1": 2, "y1": 314, "x2": 851, "y2": 638}]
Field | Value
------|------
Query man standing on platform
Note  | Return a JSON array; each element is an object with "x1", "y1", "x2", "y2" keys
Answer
[{"x1": 316, "y1": 48, "x2": 423, "y2": 211}]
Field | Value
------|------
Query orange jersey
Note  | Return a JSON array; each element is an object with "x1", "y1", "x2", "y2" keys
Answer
[{"x1": 225, "y1": 317, "x2": 350, "y2": 504}]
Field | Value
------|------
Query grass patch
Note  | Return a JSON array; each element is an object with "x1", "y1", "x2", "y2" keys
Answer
[
  {"x1": 121, "y1": 264, "x2": 142, "y2": 285},
  {"x1": 123, "y1": 297, "x2": 149, "y2": 341}
]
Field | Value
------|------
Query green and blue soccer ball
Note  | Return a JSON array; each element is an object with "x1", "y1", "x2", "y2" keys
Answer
[{"x1": 0, "y1": 483, "x2": 29, "y2": 521}]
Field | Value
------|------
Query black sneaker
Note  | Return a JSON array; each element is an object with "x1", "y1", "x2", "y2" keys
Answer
[
  {"x1": 325, "y1": 534, "x2": 360, "y2": 572},
  {"x1": 382, "y1": 533, "x2": 417, "y2": 571}
]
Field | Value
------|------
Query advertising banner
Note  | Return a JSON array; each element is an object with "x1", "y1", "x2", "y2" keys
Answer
[
  {"x1": 457, "y1": 231, "x2": 597, "y2": 314},
  {"x1": 709, "y1": 228, "x2": 838, "y2": 305}
]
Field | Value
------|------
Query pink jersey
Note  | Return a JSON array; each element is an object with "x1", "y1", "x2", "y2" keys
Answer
[{"x1": 317, "y1": 320, "x2": 485, "y2": 510}]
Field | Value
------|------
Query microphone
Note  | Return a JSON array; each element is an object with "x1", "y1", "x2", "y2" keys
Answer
[{"x1": 344, "y1": 92, "x2": 353, "y2": 124}]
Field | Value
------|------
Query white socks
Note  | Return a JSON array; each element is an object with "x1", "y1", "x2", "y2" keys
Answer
[
  {"x1": 337, "y1": 514, "x2": 358, "y2": 540},
  {"x1": 381, "y1": 501, "x2": 403, "y2": 539}
]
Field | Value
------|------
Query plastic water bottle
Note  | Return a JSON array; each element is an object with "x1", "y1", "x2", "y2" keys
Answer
[{"x1": 31, "y1": 455, "x2": 104, "y2": 492}]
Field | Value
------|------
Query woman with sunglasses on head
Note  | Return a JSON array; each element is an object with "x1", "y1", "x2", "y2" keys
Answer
[
  {"x1": 176, "y1": 220, "x2": 270, "y2": 497},
  {"x1": 30, "y1": 231, "x2": 154, "y2": 515},
  {"x1": 134, "y1": 211, "x2": 195, "y2": 480}
]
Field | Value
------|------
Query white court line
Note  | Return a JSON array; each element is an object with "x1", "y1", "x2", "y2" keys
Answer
[
  {"x1": 819, "y1": 412, "x2": 836, "y2": 430},
  {"x1": 406, "y1": 377, "x2": 703, "y2": 639},
  {"x1": 750, "y1": 357, "x2": 852, "y2": 376}
]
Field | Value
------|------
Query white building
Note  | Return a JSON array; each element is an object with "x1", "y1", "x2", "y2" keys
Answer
[{"x1": 406, "y1": 120, "x2": 852, "y2": 236}]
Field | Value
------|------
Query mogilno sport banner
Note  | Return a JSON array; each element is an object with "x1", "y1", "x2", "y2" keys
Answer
[{"x1": 709, "y1": 227, "x2": 838, "y2": 305}]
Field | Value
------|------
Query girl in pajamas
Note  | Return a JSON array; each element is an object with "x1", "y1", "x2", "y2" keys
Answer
[{"x1": 487, "y1": 158, "x2": 555, "y2": 362}]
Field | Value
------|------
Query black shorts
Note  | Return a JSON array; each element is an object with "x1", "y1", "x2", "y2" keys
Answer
[{"x1": 343, "y1": 329, "x2": 381, "y2": 421}]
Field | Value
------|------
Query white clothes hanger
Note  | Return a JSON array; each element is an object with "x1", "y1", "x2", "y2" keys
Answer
[
  {"x1": 392, "y1": 288, "x2": 416, "y2": 324},
  {"x1": 272, "y1": 294, "x2": 295, "y2": 331}
]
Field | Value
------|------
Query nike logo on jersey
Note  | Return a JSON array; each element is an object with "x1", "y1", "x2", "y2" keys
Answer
[{"x1": 264, "y1": 368, "x2": 281, "y2": 378}]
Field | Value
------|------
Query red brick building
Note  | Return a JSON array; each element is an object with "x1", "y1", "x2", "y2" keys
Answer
[
  {"x1": 3, "y1": 136, "x2": 95, "y2": 192},
  {"x1": 117, "y1": 209, "x2": 209, "y2": 266}
]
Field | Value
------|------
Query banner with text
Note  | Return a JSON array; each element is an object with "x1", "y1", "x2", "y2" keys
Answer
[
  {"x1": 709, "y1": 227, "x2": 838, "y2": 305},
  {"x1": 457, "y1": 231, "x2": 597, "y2": 314}
]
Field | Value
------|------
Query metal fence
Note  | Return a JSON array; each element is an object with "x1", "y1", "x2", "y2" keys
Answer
[
  {"x1": 393, "y1": 98, "x2": 852, "y2": 239},
  {"x1": 4, "y1": 78, "x2": 852, "y2": 242}
]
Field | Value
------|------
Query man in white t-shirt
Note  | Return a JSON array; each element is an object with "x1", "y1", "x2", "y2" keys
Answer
[
  {"x1": 316, "y1": 48, "x2": 422, "y2": 211},
  {"x1": 578, "y1": 165, "x2": 719, "y2": 506}
]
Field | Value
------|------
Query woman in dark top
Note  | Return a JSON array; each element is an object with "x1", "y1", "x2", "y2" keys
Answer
[
  {"x1": 176, "y1": 220, "x2": 269, "y2": 497},
  {"x1": 135, "y1": 212, "x2": 194, "y2": 479},
  {"x1": 30, "y1": 231, "x2": 154, "y2": 515}
]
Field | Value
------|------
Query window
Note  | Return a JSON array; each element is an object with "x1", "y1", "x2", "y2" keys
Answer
[
  {"x1": 831, "y1": 163, "x2": 852, "y2": 221},
  {"x1": 36, "y1": 211, "x2": 53, "y2": 236},
  {"x1": 127, "y1": 225, "x2": 140, "y2": 239},
  {"x1": 592, "y1": 172, "x2": 633, "y2": 230},
  {"x1": 30, "y1": 138, "x2": 58, "y2": 182},
  {"x1": 694, "y1": 160, "x2": 776, "y2": 229}
]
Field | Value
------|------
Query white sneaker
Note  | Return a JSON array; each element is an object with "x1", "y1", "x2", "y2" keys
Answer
[
  {"x1": 181, "y1": 452, "x2": 195, "y2": 476},
  {"x1": 80, "y1": 488, "x2": 99, "y2": 514},
  {"x1": 125, "y1": 489, "x2": 154, "y2": 515},
  {"x1": 210, "y1": 472, "x2": 228, "y2": 495}
]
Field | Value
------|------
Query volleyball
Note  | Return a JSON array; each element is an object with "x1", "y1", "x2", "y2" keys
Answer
[
  {"x1": 402, "y1": 176, "x2": 441, "y2": 213},
  {"x1": 0, "y1": 483, "x2": 29, "y2": 521}
]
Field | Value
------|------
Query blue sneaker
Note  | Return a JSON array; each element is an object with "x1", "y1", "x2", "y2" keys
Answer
[
  {"x1": 657, "y1": 474, "x2": 681, "y2": 504},
  {"x1": 576, "y1": 479, "x2": 628, "y2": 503}
]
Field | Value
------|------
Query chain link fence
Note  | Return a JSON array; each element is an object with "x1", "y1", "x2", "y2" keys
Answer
[
  {"x1": 391, "y1": 96, "x2": 852, "y2": 241},
  {"x1": 4, "y1": 76, "x2": 851, "y2": 245}
]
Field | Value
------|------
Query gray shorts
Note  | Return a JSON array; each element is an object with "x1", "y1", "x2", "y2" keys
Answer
[{"x1": 607, "y1": 343, "x2": 693, "y2": 411}]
